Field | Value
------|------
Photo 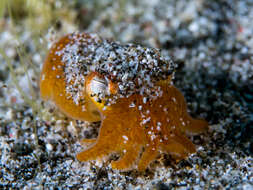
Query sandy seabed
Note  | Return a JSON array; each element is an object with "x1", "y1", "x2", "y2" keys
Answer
[{"x1": 0, "y1": 0, "x2": 252, "y2": 189}]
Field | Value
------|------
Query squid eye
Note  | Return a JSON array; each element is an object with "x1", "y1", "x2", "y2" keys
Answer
[
  {"x1": 86, "y1": 72, "x2": 118, "y2": 107},
  {"x1": 89, "y1": 76, "x2": 109, "y2": 99}
]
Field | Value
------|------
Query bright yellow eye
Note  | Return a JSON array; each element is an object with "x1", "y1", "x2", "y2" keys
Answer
[{"x1": 85, "y1": 72, "x2": 118, "y2": 111}]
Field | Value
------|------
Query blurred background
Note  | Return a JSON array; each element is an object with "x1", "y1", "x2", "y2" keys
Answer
[{"x1": 0, "y1": 0, "x2": 252, "y2": 189}]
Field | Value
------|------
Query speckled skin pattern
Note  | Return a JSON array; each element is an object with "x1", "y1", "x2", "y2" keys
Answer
[
  {"x1": 40, "y1": 33, "x2": 101, "y2": 122},
  {"x1": 40, "y1": 32, "x2": 208, "y2": 171}
]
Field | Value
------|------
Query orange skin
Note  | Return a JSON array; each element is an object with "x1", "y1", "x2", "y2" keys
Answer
[
  {"x1": 40, "y1": 33, "x2": 101, "y2": 122},
  {"x1": 40, "y1": 33, "x2": 208, "y2": 171}
]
